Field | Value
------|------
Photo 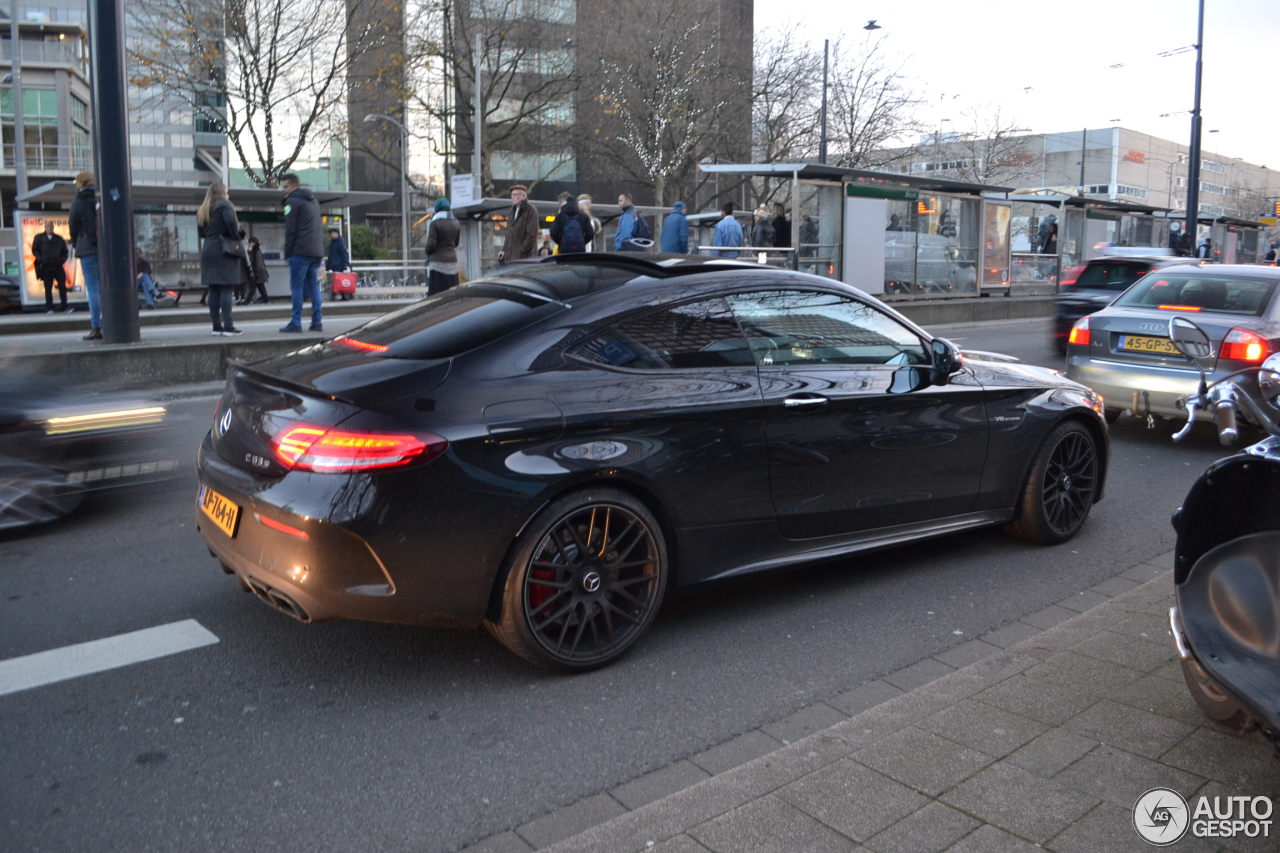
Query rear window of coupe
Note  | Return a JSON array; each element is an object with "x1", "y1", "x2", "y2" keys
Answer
[
  {"x1": 1075, "y1": 262, "x2": 1151, "y2": 291},
  {"x1": 340, "y1": 284, "x2": 564, "y2": 359},
  {"x1": 1115, "y1": 273, "x2": 1278, "y2": 316}
]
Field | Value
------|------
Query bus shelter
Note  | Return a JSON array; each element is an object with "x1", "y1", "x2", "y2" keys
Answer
[
  {"x1": 697, "y1": 163, "x2": 1017, "y2": 301},
  {"x1": 11, "y1": 181, "x2": 389, "y2": 307}
]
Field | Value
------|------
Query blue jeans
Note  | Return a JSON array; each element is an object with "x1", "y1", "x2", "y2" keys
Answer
[
  {"x1": 138, "y1": 272, "x2": 155, "y2": 307},
  {"x1": 288, "y1": 256, "x2": 322, "y2": 328},
  {"x1": 81, "y1": 254, "x2": 101, "y2": 328}
]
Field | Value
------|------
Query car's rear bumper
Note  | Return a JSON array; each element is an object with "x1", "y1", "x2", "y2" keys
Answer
[{"x1": 1065, "y1": 350, "x2": 1203, "y2": 418}]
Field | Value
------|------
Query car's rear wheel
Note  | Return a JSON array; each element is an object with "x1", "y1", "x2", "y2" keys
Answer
[
  {"x1": 486, "y1": 488, "x2": 667, "y2": 671},
  {"x1": 1180, "y1": 657, "x2": 1249, "y2": 728},
  {"x1": 0, "y1": 459, "x2": 82, "y2": 531},
  {"x1": 1004, "y1": 420, "x2": 1098, "y2": 545}
]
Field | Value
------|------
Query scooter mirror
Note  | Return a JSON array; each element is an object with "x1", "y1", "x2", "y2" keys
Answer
[
  {"x1": 1170, "y1": 316, "x2": 1212, "y2": 360},
  {"x1": 1258, "y1": 353, "x2": 1280, "y2": 409}
]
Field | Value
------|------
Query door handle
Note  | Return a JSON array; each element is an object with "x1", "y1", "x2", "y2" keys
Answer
[{"x1": 784, "y1": 395, "x2": 829, "y2": 409}]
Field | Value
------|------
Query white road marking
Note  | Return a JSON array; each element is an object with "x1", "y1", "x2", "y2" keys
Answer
[{"x1": 0, "y1": 619, "x2": 219, "y2": 697}]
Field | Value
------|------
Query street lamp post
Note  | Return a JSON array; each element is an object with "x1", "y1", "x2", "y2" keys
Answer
[
  {"x1": 364, "y1": 113, "x2": 410, "y2": 273},
  {"x1": 819, "y1": 39, "x2": 828, "y2": 166},
  {"x1": 1184, "y1": 0, "x2": 1205, "y2": 239}
]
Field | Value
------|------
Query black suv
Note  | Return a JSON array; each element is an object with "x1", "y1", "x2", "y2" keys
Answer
[{"x1": 1053, "y1": 253, "x2": 1196, "y2": 353}]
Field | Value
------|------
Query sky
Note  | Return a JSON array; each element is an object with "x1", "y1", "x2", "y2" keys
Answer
[{"x1": 756, "y1": 0, "x2": 1279, "y2": 169}]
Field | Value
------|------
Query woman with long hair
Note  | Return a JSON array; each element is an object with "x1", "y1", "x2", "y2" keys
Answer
[{"x1": 197, "y1": 181, "x2": 247, "y2": 335}]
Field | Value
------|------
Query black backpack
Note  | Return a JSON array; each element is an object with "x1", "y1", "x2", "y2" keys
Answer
[
  {"x1": 631, "y1": 211, "x2": 652, "y2": 241},
  {"x1": 561, "y1": 214, "x2": 586, "y2": 253}
]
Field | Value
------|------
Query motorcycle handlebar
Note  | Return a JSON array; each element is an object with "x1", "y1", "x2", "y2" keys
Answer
[{"x1": 1215, "y1": 401, "x2": 1238, "y2": 446}]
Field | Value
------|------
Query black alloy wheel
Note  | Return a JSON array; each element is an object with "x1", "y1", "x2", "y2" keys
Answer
[
  {"x1": 487, "y1": 488, "x2": 667, "y2": 671},
  {"x1": 1005, "y1": 421, "x2": 1098, "y2": 545}
]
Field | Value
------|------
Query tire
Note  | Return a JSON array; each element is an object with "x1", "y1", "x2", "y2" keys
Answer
[
  {"x1": 1004, "y1": 420, "x2": 1099, "y2": 545},
  {"x1": 1181, "y1": 657, "x2": 1250, "y2": 728},
  {"x1": 0, "y1": 459, "x2": 83, "y2": 531},
  {"x1": 485, "y1": 487, "x2": 668, "y2": 672}
]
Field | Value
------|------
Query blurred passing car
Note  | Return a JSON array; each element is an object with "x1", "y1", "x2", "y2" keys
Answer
[
  {"x1": 196, "y1": 254, "x2": 1109, "y2": 670},
  {"x1": 1065, "y1": 265, "x2": 1280, "y2": 423},
  {"x1": 0, "y1": 375, "x2": 176, "y2": 529},
  {"x1": 1053, "y1": 251, "x2": 1194, "y2": 353}
]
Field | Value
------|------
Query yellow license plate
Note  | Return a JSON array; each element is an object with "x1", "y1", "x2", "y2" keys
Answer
[
  {"x1": 199, "y1": 484, "x2": 241, "y2": 538},
  {"x1": 1118, "y1": 334, "x2": 1180, "y2": 355}
]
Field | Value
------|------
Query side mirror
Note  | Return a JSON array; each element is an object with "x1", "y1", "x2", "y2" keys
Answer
[
  {"x1": 1258, "y1": 353, "x2": 1280, "y2": 410},
  {"x1": 1169, "y1": 316, "x2": 1212, "y2": 360},
  {"x1": 889, "y1": 365, "x2": 929, "y2": 394},
  {"x1": 929, "y1": 338, "x2": 961, "y2": 387}
]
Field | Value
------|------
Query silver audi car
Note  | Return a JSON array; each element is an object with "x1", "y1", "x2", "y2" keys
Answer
[{"x1": 1066, "y1": 265, "x2": 1280, "y2": 423}]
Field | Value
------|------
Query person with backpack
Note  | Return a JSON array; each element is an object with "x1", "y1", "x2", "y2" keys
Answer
[
  {"x1": 660, "y1": 201, "x2": 689, "y2": 254},
  {"x1": 549, "y1": 192, "x2": 595, "y2": 254},
  {"x1": 615, "y1": 192, "x2": 652, "y2": 252}
]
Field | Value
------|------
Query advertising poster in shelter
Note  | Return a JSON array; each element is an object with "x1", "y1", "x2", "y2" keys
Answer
[
  {"x1": 981, "y1": 202, "x2": 1011, "y2": 288},
  {"x1": 15, "y1": 212, "x2": 85, "y2": 308}
]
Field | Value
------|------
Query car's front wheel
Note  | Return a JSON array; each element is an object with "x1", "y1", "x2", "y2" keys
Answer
[
  {"x1": 1004, "y1": 420, "x2": 1099, "y2": 545},
  {"x1": 486, "y1": 487, "x2": 668, "y2": 671}
]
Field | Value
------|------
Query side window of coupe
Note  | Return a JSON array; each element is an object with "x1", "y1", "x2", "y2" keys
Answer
[
  {"x1": 726, "y1": 290, "x2": 929, "y2": 367},
  {"x1": 570, "y1": 298, "x2": 754, "y2": 370}
]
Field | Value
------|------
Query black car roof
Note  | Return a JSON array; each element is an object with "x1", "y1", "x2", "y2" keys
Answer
[{"x1": 488, "y1": 253, "x2": 783, "y2": 302}]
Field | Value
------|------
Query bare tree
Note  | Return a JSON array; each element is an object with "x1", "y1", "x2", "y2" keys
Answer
[
  {"x1": 400, "y1": 0, "x2": 581, "y2": 196},
  {"x1": 826, "y1": 35, "x2": 923, "y2": 171},
  {"x1": 592, "y1": 1, "x2": 728, "y2": 206},
  {"x1": 749, "y1": 25, "x2": 822, "y2": 206},
  {"x1": 128, "y1": 0, "x2": 392, "y2": 187},
  {"x1": 945, "y1": 104, "x2": 1035, "y2": 186}
]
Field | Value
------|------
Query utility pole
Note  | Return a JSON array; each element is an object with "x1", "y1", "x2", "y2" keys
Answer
[
  {"x1": 818, "y1": 39, "x2": 829, "y2": 165},
  {"x1": 88, "y1": 0, "x2": 139, "y2": 344},
  {"x1": 1184, "y1": 0, "x2": 1205, "y2": 241},
  {"x1": 8, "y1": 0, "x2": 27, "y2": 199},
  {"x1": 474, "y1": 31, "x2": 482, "y2": 193},
  {"x1": 1078, "y1": 128, "x2": 1087, "y2": 197}
]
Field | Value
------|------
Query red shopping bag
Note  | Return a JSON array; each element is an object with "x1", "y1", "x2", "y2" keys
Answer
[{"x1": 332, "y1": 272, "x2": 357, "y2": 294}]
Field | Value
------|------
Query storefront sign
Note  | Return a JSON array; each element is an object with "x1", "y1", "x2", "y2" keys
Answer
[{"x1": 1123, "y1": 150, "x2": 1147, "y2": 163}]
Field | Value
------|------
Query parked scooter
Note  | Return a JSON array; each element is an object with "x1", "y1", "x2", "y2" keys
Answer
[{"x1": 1167, "y1": 315, "x2": 1280, "y2": 753}]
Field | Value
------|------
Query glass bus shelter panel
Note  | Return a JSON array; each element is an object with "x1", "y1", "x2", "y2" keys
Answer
[
  {"x1": 901, "y1": 194, "x2": 979, "y2": 299},
  {"x1": 883, "y1": 197, "x2": 917, "y2": 295},
  {"x1": 797, "y1": 183, "x2": 843, "y2": 281},
  {"x1": 1061, "y1": 207, "x2": 1086, "y2": 270}
]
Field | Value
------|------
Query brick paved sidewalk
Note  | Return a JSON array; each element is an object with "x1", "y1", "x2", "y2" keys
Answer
[{"x1": 521, "y1": 572, "x2": 1279, "y2": 853}]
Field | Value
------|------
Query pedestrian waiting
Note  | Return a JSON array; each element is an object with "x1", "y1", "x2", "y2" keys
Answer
[
  {"x1": 772, "y1": 202, "x2": 791, "y2": 249},
  {"x1": 135, "y1": 247, "x2": 156, "y2": 309},
  {"x1": 245, "y1": 236, "x2": 270, "y2": 304},
  {"x1": 326, "y1": 227, "x2": 351, "y2": 301},
  {"x1": 712, "y1": 203, "x2": 743, "y2": 259},
  {"x1": 550, "y1": 192, "x2": 595, "y2": 254},
  {"x1": 32, "y1": 220, "x2": 70, "y2": 315},
  {"x1": 661, "y1": 202, "x2": 689, "y2": 254},
  {"x1": 751, "y1": 206, "x2": 774, "y2": 248},
  {"x1": 426, "y1": 198, "x2": 460, "y2": 295},
  {"x1": 279, "y1": 173, "x2": 324, "y2": 333},
  {"x1": 68, "y1": 172, "x2": 101, "y2": 340},
  {"x1": 499, "y1": 185, "x2": 539, "y2": 263},
  {"x1": 615, "y1": 192, "x2": 652, "y2": 252},
  {"x1": 197, "y1": 180, "x2": 247, "y2": 336},
  {"x1": 577, "y1": 195, "x2": 603, "y2": 251}
]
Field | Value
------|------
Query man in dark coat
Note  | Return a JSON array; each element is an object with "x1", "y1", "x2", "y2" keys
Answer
[
  {"x1": 326, "y1": 227, "x2": 350, "y2": 273},
  {"x1": 32, "y1": 220, "x2": 70, "y2": 314},
  {"x1": 279, "y1": 173, "x2": 324, "y2": 333},
  {"x1": 660, "y1": 201, "x2": 689, "y2": 253},
  {"x1": 68, "y1": 171, "x2": 101, "y2": 339},
  {"x1": 549, "y1": 192, "x2": 595, "y2": 254},
  {"x1": 498, "y1": 185, "x2": 539, "y2": 262}
]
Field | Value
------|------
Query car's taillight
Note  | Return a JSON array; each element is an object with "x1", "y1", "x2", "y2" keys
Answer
[
  {"x1": 1220, "y1": 328, "x2": 1270, "y2": 363},
  {"x1": 270, "y1": 423, "x2": 447, "y2": 472},
  {"x1": 1060, "y1": 265, "x2": 1086, "y2": 286},
  {"x1": 1068, "y1": 317, "x2": 1090, "y2": 346},
  {"x1": 333, "y1": 336, "x2": 389, "y2": 353}
]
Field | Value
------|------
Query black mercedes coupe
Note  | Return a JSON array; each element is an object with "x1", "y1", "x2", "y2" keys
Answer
[{"x1": 196, "y1": 254, "x2": 1109, "y2": 670}]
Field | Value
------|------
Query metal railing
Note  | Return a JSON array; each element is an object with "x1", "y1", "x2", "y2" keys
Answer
[
  {"x1": 0, "y1": 142, "x2": 92, "y2": 171},
  {"x1": 344, "y1": 261, "x2": 430, "y2": 297},
  {"x1": 0, "y1": 40, "x2": 87, "y2": 70}
]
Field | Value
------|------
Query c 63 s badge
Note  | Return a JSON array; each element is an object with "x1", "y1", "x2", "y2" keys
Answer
[
  {"x1": 1134, "y1": 787, "x2": 1190, "y2": 846},
  {"x1": 245, "y1": 453, "x2": 271, "y2": 469}
]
